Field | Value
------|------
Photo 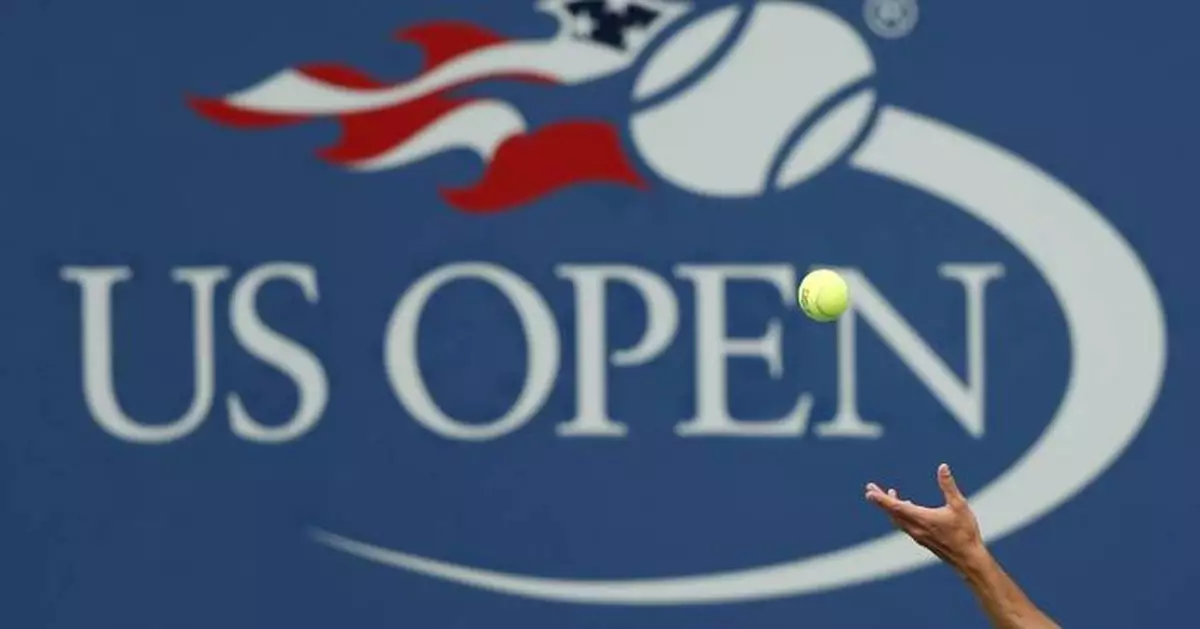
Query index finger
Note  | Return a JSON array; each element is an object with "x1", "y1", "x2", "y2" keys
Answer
[{"x1": 865, "y1": 483, "x2": 933, "y2": 519}]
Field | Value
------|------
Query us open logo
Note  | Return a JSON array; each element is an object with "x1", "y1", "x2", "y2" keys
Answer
[
  {"x1": 72, "y1": 0, "x2": 1163, "y2": 606},
  {"x1": 309, "y1": 1, "x2": 1162, "y2": 605}
]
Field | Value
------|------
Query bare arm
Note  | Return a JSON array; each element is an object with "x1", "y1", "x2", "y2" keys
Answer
[
  {"x1": 865, "y1": 464, "x2": 1061, "y2": 629},
  {"x1": 954, "y1": 545, "x2": 1060, "y2": 629}
]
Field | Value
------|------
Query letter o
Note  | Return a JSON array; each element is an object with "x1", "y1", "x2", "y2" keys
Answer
[{"x1": 384, "y1": 263, "x2": 560, "y2": 441}]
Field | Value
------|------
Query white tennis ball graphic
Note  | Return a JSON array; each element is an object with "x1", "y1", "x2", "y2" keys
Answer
[{"x1": 631, "y1": 1, "x2": 877, "y2": 197}]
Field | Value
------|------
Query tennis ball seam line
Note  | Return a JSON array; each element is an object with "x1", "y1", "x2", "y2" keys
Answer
[
  {"x1": 763, "y1": 75, "x2": 875, "y2": 192},
  {"x1": 810, "y1": 286, "x2": 832, "y2": 318},
  {"x1": 634, "y1": 4, "x2": 754, "y2": 110}
]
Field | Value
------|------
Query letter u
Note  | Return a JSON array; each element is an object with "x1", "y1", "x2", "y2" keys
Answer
[{"x1": 61, "y1": 266, "x2": 228, "y2": 444}]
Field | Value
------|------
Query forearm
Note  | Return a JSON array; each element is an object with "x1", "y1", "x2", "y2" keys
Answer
[{"x1": 954, "y1": 546, "x2": 1061, "y2": 629}]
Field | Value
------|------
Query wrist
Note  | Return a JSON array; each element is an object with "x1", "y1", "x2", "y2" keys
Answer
[{"x1": 951, "y1": 541, "x2": 994, "y2": 579}]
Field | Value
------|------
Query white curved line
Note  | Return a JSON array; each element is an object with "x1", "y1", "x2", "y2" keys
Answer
[
  {"x1": 226, "y1": 41, "x2": 629, "y2": 116},
  {"x1": 852, "y1": 107, "x2": 1165, "y2": 541},
  {"x1": 313, "y1": 105, "x2": 1166, "y2": 605}
]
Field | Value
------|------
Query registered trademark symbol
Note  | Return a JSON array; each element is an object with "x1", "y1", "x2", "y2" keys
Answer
[{"x1": 863, "y1": 0, "x2": 919, "y2": 39}]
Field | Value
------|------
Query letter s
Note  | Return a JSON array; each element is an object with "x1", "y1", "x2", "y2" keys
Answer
[{"x1": 227, "y1": 263, "x2": 328, "y2": 443}]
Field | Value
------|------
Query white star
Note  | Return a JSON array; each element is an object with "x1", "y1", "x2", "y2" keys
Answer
[
  {"x1": 571, "y1": 13, "x2": 597, "y2": 37},
  {"x1": 605, "y1": 0, "x2": 633, "y2": 13}
]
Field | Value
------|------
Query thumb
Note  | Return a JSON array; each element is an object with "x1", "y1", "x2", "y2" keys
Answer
[{"x1": 937, "y1": 463, "x2": 966, "y2": 506}]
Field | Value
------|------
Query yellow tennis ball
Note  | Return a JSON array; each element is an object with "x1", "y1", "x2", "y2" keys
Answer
[{"x1": 797, "y1": 269, "x2": 849, "y2": 322}]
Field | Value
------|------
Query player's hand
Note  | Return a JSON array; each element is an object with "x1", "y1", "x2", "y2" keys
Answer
[{"x1": 865, "y1": 463, "x2": 985, "y2": 570}]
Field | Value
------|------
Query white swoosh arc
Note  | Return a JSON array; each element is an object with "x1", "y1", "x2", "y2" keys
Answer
[{"x1": 312, "y1": 106, "x2": 1167, "y2": 605}]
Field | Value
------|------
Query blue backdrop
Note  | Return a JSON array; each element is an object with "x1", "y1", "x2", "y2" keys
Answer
[{"x1": 1, "y1": 0, "x2": 1196, "y2": 627}]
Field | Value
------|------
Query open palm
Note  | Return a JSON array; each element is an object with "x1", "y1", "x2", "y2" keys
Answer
[{"x1": 865, "y1": 464, "x2": 983, "y2": 568}]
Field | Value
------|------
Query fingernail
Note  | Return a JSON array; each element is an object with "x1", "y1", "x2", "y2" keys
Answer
[{"x1": 939, "y1": 463, "x2": 950, "y2": 475}]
